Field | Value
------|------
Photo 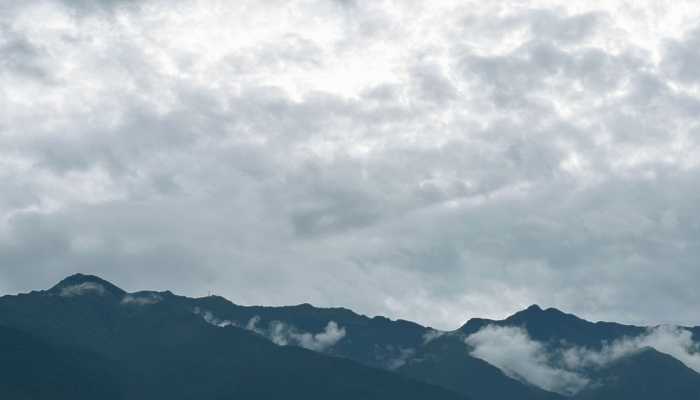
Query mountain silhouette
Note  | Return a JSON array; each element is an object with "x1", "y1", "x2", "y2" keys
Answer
[
  {"x1": 0, "y1": 324, "x2": 124, "y2": 399},
  {"x1": 182, "y1": 292, "x2": 431, "y2": 369},
  {"x1": 2, "y1": 274, "x2": 700, "y2": 399},
  {"x1": 460, "y1": 304, "x2": 646, "y2": 347},
  {"x1": 0, "y1": 274, "x2": 466, "y2": 400},
  {"x1": 49, "y1": 273, "x2": 127, "y2": 297}
]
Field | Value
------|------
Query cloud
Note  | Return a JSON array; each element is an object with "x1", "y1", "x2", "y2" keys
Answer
[
  {"x1": 245, "y1": 315, "x2": 263, "y2": 332},
  {"x1": 663, "y1": 27, "x2": 700, "y2": 84},
  {"x1": 2, "y1": 0, "x2": 700, "y2": 330},
  {"x1": 563, "y1": 325, "x2": 700, "y2": 373},
  {"x1": 193, "y1": 307, "x2": 239, "y2": 328},
  {"x1": 384, "y1": 347, "x2": 416, "y2": 370},
  {"x1": 465, "y1": 325, "x2": 589, "y2": 395},
  {"x1": 194, "y1": 310, "x2": 346, "y2": 352},
  {"x1": 422, "y1": 329, "x2": 445, "y2": 344},
  {"x1": 247, "y1": 316, "x2": 347, "y2": 352},
  {"x1": 120, "y1": 292, "x2": 163, "y2": 305},
  {"x1": 466, "y1": 324, "x2": 700, "y2": 394},
  {"x1": 267, "y1": 320, "x2": 347, "y2": 352},
  {"x1": 58, "y1": 282, "x2": 106, "y2": 297},
  {"x1": 639, "y1": 325, "x2": 700, "y2": 371}
]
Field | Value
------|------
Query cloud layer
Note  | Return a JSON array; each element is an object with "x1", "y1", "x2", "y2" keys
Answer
[{"x1": 2, "y1": 0, "x2": 700, "y2": 329}]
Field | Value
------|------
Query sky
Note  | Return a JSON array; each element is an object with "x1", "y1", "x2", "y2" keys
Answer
[{"x1": 2, "y1": 0, "x2": 700, "y2": 330}]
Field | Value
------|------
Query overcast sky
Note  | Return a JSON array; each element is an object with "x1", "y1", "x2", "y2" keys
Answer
[{"x1": 2, "y1": 0, "x2": 700, "y2": 330}]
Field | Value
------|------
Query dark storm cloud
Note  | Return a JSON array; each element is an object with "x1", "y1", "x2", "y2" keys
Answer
[{"x1": 2, "y1": 0, "x2": 700, "y2": 329}]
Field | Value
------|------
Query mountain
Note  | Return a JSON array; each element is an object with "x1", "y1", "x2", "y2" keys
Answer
[
  {"x1": 182, "y1": 293, "x2": 430, "y2": 369},
  {"x1": 573, "y1": 347, "x2": 700, "y2": 399},
  {"x1": 0, "y1": 274, "x2": 467, "y2": 400},
  {"x1": 49, "y1": 273, "x2": 127, "y2": 297},
  {"x1": 460, "y1": 304, "x2": 645, "y2": 348},
  {"x1": 398, "y1": 333, "x2": 564, "y2": 400},
  {"x1": 178, "y1": 294, "x2": 571, "y2": 399},
  {"x1": 0, "y1": 324, "x2": 124, "y2": 400},
  {"x1": 3, "y1": 274, "x2": 700, "y2": 400},
  {"x1": 457, "y1": 304, "x2": 700, "y2": 398}
]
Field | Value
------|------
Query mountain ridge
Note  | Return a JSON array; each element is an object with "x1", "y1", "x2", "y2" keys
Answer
[
  {"x1": 2, "y1": 274, "x2": 700, "y2": 399},
  {"x1": 0, "y1": 274, "x2": 469, "y2": 400}
]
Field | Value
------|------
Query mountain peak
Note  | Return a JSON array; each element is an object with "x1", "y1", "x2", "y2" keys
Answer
[
  {"x1": 507, "y1": 304, "x2": 570, "y2": 320},
  {"x1": 49, "y1": 273, "x2": 126, "y2": 298},
  {"x1": 525, "y1": 304, "x2": 543, "y2": 312}
]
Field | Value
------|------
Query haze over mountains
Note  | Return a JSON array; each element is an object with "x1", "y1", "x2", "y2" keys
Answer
[{"x1": 2, "y1": 274, "x2": 699, "y2": 399}]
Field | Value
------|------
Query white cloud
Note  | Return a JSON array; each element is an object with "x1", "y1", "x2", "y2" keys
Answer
[
  {"x1": 193, "y1": 307, "x2": 238, "y2": 328},
  {"x1": 268, "y1": 320, "x2": 346, "y2": 352},
  {"x1": 245, "y1": 315, "x2": 263, "y2": 332},
  {"x1": 465, "y1": 325, "x2": 589, "y2": 395},
  {"x1": 640, "y1": 325, "x2": 700, "y2": 371},
  {"x1": 385, "y1": 347, "x2": 416, "y2": 370},
  {"x1": 563, "y1": 325, "x2": 700, "y2": 372},
  {"x1": 422, "y1": 329, "x2": 445, "y2": 344},
  {"x1": 466, "y1": 324, "x2": 700, "y2": 394},
  {"x1": 58, "y1": 282, "x2": 106, "y2": 297},
  {"x1": 120, "y1": 292, "x2": 163, "y2": 305},
  {"x1": 194, "y1": 309, "x2": 346, "y2": 352}
]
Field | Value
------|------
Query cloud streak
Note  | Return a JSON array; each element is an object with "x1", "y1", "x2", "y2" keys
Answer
[
  {"x1": 194, "y1": 309, "x2": 346, "y2": 352},
  {"x1": 120, "y1": 292, "x2": 163, "y2": 305},
  {"x1": 58, "y1": 282, "x2": 106, "y2": 297}
]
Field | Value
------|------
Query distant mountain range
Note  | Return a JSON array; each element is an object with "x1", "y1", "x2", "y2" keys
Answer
[{"x1": 1, "y1": 273, "x2": 699, "y2": 399}]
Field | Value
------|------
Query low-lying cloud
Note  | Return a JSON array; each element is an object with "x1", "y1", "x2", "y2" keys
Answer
[
  {"x1": 58, "y1": 282, "x2": 106, "y2": 297},
  {"x1": 254, "y1": 318, "x2": 346, "y2": 352},
  {"x1": 120, "y1": 292, "x2": 163, "y2": 305},
  {"x1": 563, "y1": 325, "x2": 700, "y2": 372},
  {"x1": 422, "y1": 329, "x2": 446, "y2": 344},
  {"x1": 384, "y1": 347, "x2": 416, "y2": 370},
  {"x1": 193, "y1": 309, "x2": 346, "y2": 352},
  {"x1": 193, "y1": 307, "x2": 238, "y2": 328},
  {"x1": 465, "y1": 325, "x2": 589, "y2": 395},
  {"x1": 466, "y1": 324, "x2": 700, "y2": 395}
]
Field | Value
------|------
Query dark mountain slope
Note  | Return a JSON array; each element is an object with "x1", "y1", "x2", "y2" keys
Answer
[
  {"x1": 185, "y1": 293, "x2": 430, "y2": 368},
  {"x1": 573, "y1": 347, "x2": 700, "y2": 399},
  {"x1": 0, "y1": 325, "x2": 124, "y2": 400},
  {"x1": 398, "y1": 333, "x2": 564, "y2": 400},
  {"x1": 692, "y1": 326, "x2": 700, "y2": 342},
  {"x1": 6, "y1": 274, "x2": 700, "y2": 400},
  {"x1": 120, "y1": 312, "x2": 468, "y2": 399},
  {"x1": 0, "y1": 274, "x2": 467, "y2": 400}
]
